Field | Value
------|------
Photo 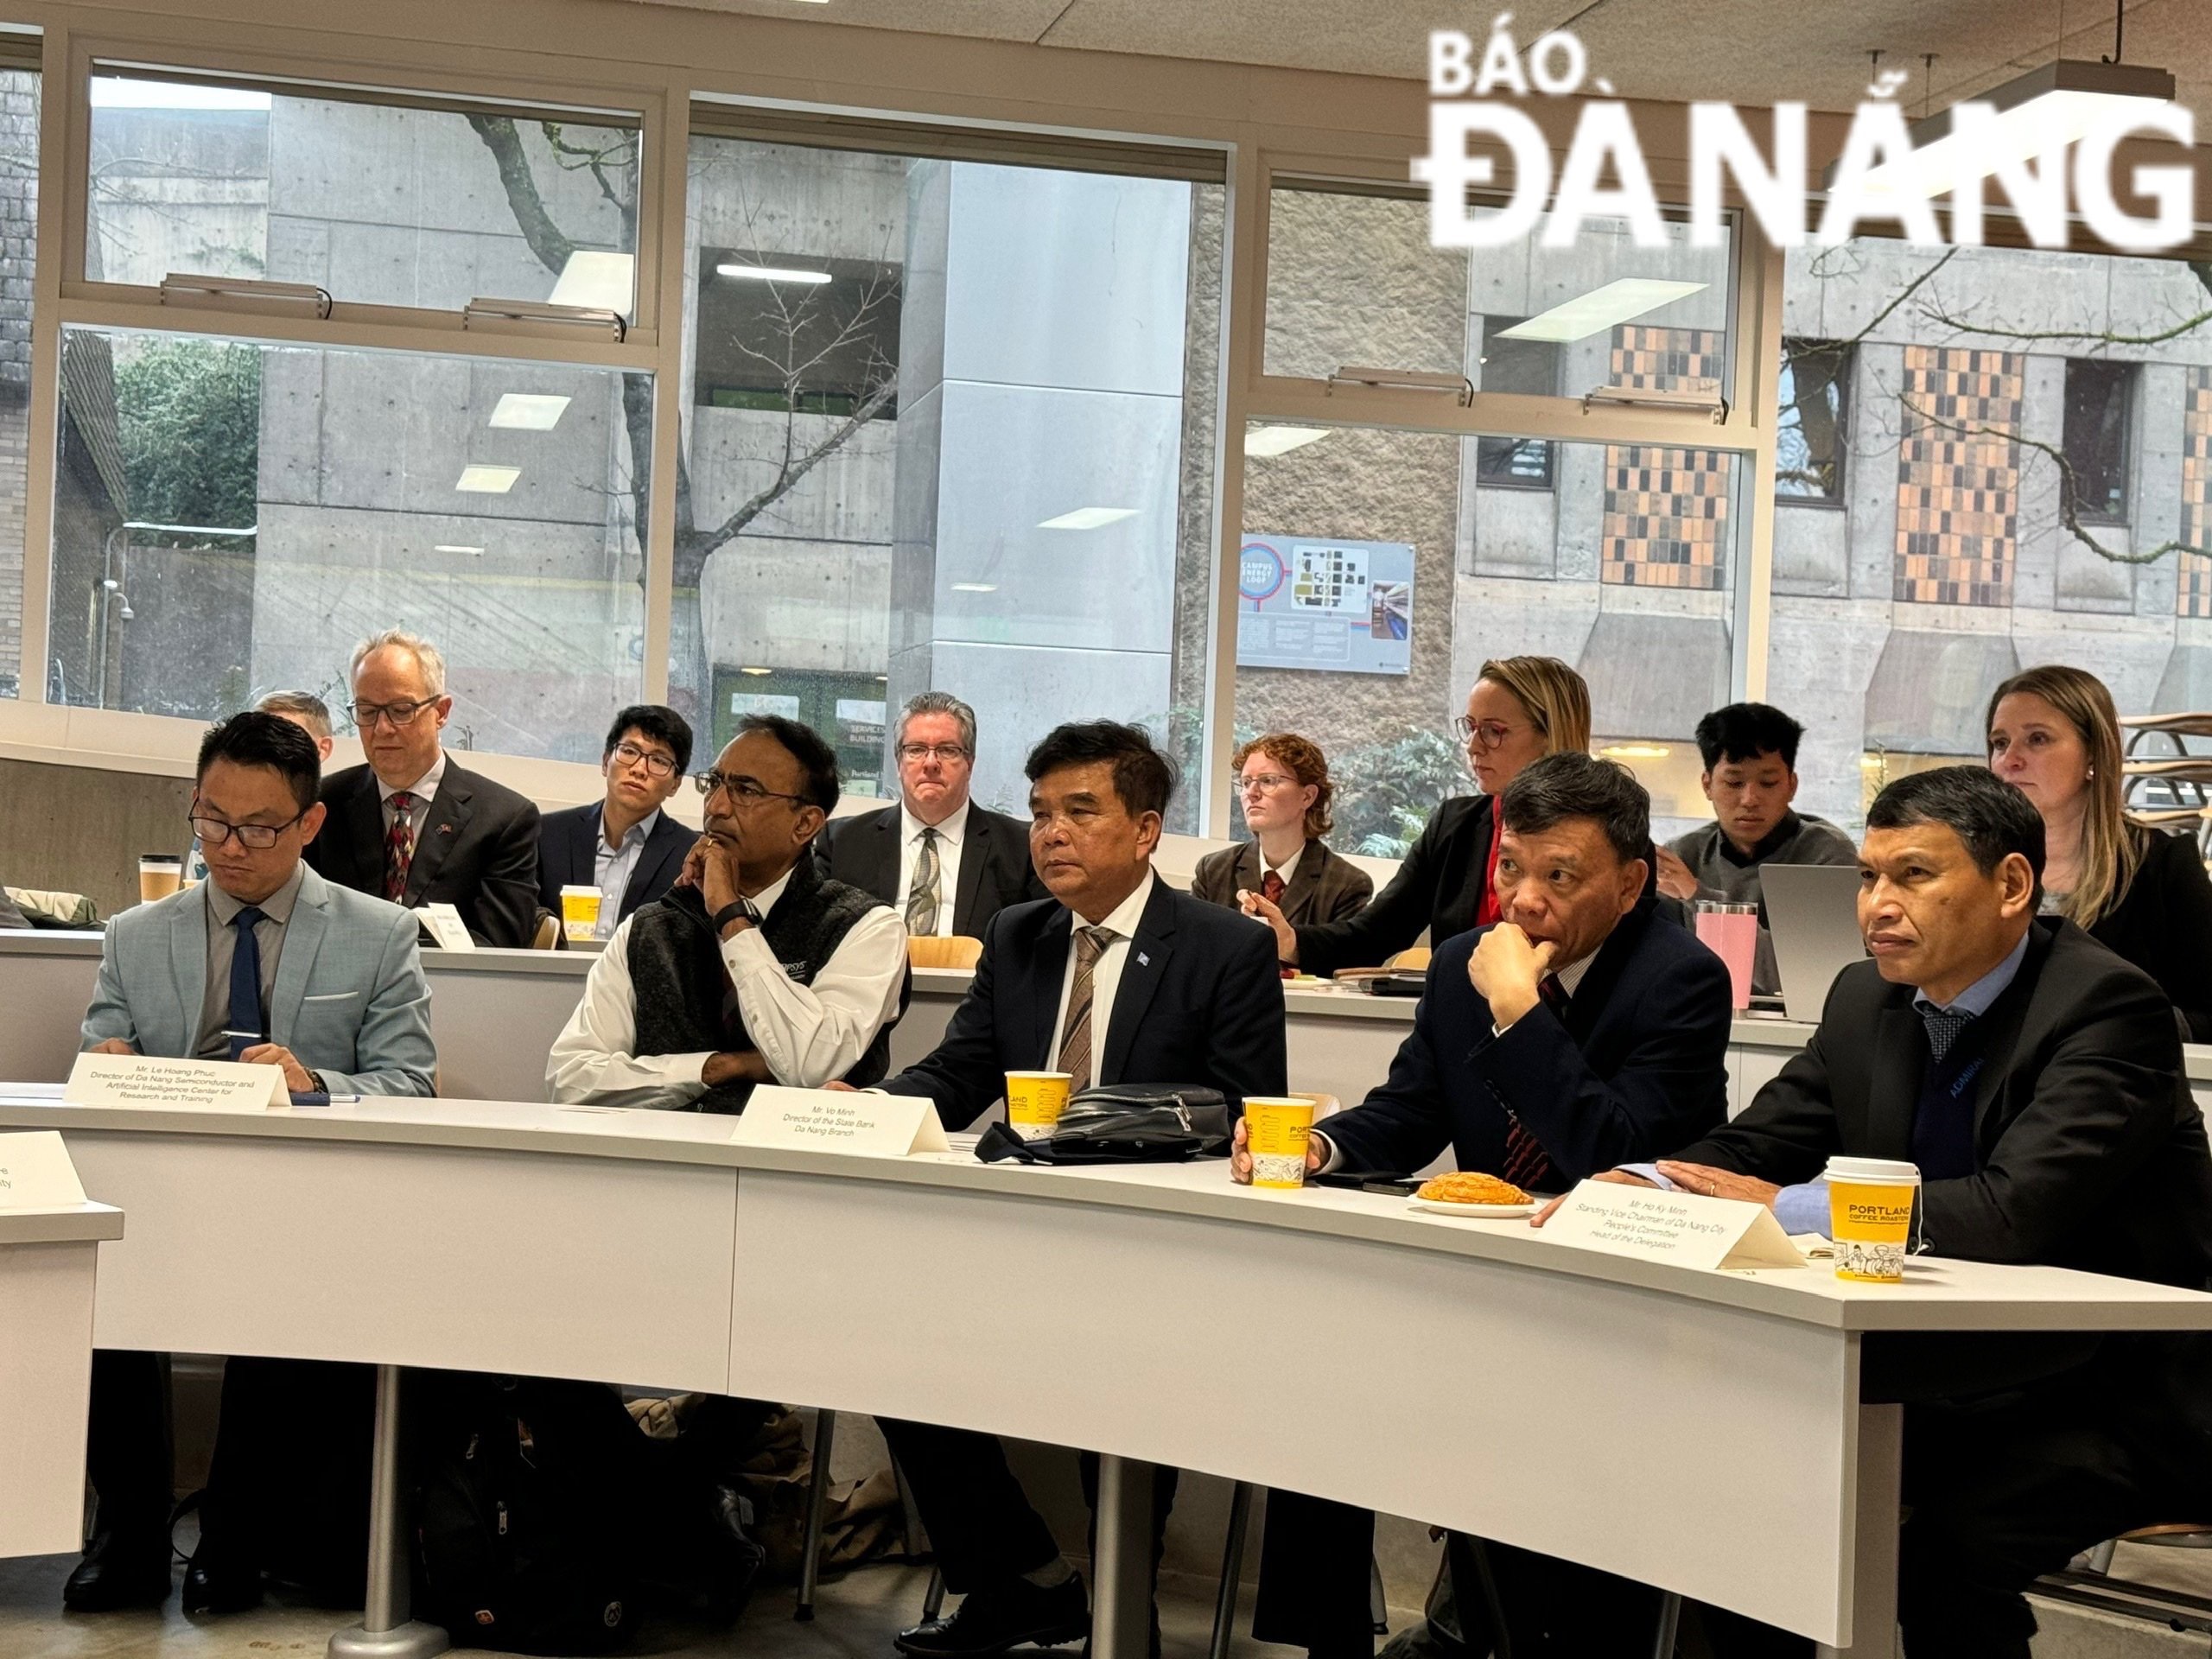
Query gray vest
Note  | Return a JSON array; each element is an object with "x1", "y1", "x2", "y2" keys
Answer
[{"x1": 626, "y1": 858, "x2": 896, "y2": 1113}]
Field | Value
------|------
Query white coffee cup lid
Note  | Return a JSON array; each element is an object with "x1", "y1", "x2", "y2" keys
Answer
[
  {"x1": 1006, "y1": 1071, "x2": 1071, "y2": 1080},
  {"x1": 559, "y1": 885, "x2": 603, "y2": 895},
  {"x1": 1824, "y1": 1155, "x2": 1921, "y2": 1185}
]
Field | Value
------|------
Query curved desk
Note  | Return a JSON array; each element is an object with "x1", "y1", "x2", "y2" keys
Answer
[{"x1": 3, "y1": 1093, "x2": 2209, "y2": 1659}]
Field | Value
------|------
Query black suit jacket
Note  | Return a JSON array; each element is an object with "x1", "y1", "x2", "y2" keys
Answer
[
  {"x1": 1672, "y1": 919, "x2": 2212, "y2": 1288},
  {"x1": 1191, "y1": 838, "x2": 1373, "y2": 929},
  {"x1": 1320, "y1": 899, "x2": 1732, "y2": 1185},
  {"x1": 2093, "y1": 828, "x2": 2212, "y2": 1044},
  {"x1": 308, "y1": 760, "x2": 542, "y2": 949},
  {"x1": 880, "y1": 877, "x2": 1288, "y2": 1130},
  {"x1": 1293, "y1": 795, "x2": 1494, "y2": 976},
  {"x1": 535, "y1": 803, "x2": 692, "y2": 925},
  {"x1": 816, "y1": 801, "x2": 1046, "y2": 938}
]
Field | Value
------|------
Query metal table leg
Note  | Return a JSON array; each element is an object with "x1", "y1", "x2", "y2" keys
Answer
[
  {"x1": 796, "y1": 1407, "x2": 838, "y2": 1621},
  {"x1": 329, "y1": 1363, "x2": 448, "y2": 1659},
  {"x1": 1092, "y1": 1454, "x2": 1155, "y2": 1659}
]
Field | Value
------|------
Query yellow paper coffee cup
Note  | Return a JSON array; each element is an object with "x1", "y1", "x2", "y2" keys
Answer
[
  {"x1": 1825, "y1": 1155, "x2": 1920, "y2": 1282},
  {"x1": 1244, "y1": 1096, "x2": 1317, "y2": 1190},
  {"x1": 559, "y1": 885, "x2": 605, "y2": 941},
  {"x1": 1005, "y1": 1071, "x2": 1072, "y2": 1137}
]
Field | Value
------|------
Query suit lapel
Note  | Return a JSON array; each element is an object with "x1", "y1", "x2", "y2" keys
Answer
[
  {"x1": 1101, "y1": 880, "x2": 1177, "y2": 1085},
  {"x1": 1280, "y1": 842, "x2": 1322, "y2": 923},
  {"x1": 168, "y1": 887, "x2": 211, "y2": 1057},
  {"x1": 625, "y1": 815, "x2": 690, "y2": 918},
  {"x1": 1866, "y1": 1005, "x2": 1926, "y2": 1160},
  {"x1": 405, "y1": 776, "x2": 472, "y2": 905},
  {"x1": 1028, "y1": 903, "x2": 1074, "y2": 1067},
  {"x1": 872, "y1": 811, "x2": 903, "y2": 908},
  {"x1": 270, "y1": 870, "x2": 331, "y2": 1047},
  {"x1": 345, "y1": 771, "x2": 387, "y2": 887},
  {"x1": 951, "y1": 813, "x2": 991, "y2": 933}
]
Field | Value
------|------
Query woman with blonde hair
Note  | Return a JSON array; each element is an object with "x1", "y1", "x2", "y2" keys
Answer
[
  {"x1": 1192, "y1": 733, "x2": 1372, "y2": 934},
  {"x1": 1243, "y1": 655, "x2": 1592, "y2": 974},
  {"x1": 1987, "y1": 664, "x2": 2212, "y2": 1039}
]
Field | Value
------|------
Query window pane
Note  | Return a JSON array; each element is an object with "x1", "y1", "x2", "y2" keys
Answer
[
  {"x1": 49, "y1": 327, "x2": 649, "y2": 759},
  {"x1": 1772, "y1": 240, "x2": 2212, "y2": 836},
  {"x1": 0, "y1": 63, "x2": 32, "y2": 698},
  {"x1": 677, "y1": 135, "x2": 1223, "y2": 829},
  {"x1": 87, "y1": 74, "x2": 639, "y2": 316},
  {"x1": 1776, "y1": 339, "x2": 1847, "y2": 500},
  {"x1": 1236, "y1": 425, "x2": 1738, "y2": 854},
  {"x1": 1262, "y1": 185, "x2": 1733, "y2": 400}
]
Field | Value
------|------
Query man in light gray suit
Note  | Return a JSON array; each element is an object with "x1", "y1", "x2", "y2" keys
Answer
[{"x1": 67, "y1": 712, "x2": 435, "y2": 1618}]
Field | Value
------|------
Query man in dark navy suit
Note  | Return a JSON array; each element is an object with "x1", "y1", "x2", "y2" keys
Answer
[
  {"x1": 1230, "y1": 750, "x2": 1733, "y2": 1659},
  {"x1": 536, "y1": 704, "x2": 696, "y2": 934}
]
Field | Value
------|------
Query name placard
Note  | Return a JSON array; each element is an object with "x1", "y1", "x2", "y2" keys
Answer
[
  {"x1": 64, "y1": 1052, "x2": 289, "y2": 1114},
  {"x1": 1541, "y1": 1179, "x2": 1807, "y2": 1273},
  {"x1": 419, "y1": 902, "x2": 476, "y2": 950},
  {"x1": 730, "y1": 1085, "x2": 950, "y2": 1157},
  {"x1": 0, "y1": 1130, "x2": 87, "y2": 1210}
]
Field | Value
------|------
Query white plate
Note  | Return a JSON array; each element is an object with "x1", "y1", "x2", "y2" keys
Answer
[{"x1": 1406, "y1": 1196, "x2": 1539, "y2": 1220}]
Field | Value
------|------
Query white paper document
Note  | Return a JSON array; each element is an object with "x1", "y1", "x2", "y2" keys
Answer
[
  {"x1": 419, "y1": 902, "x2": 476, "y2": 950},
  {"x1": 729, "y1": 1085, "x2": 950, "y2": 1157},
  {"x1": 0, "y1": 1129, "x2": 87, "y2": 1210},
  {"x1": 1540, "y1": 1179, "x2": 1808, "y2": 1273},
  {"x1": 64, "y1": 1051, "x2": 290, "y2": 1113}
]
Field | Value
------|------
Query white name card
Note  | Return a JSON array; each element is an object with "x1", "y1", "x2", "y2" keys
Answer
[
  {"x1": 0, "y1": 1130, "x2": 87, "y2": 1210},
  {"x1": 419, "y1": 902, "x2": 476, "y2": 950},
  {"x1": 65, "y1": 1052, "x2": 289, "y2": 1113},
  {"x1": 729, "y1": 1085, "x2": 950, "y2": 1157},
  {"x1": 1541, "y1": 1179, "x2": 1808, "y2": 1274}
]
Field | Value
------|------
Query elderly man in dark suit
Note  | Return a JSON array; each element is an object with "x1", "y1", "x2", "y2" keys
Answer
[
  {"x1": 816, "y1": 690, "x2": 1044, "y2": 939},
  {"x1": 305, "y1": 630, "x2": 542, "y2": 948},
  {"x1": 859, "y1": 720, "x2": 1286, "y2": 1659},
  {"x1": 536, "y1": 704, "x2": 696, "y2": 935},
  {"x1": 1230, "y1": 751, "x2": 1733, "y2": 1659}
]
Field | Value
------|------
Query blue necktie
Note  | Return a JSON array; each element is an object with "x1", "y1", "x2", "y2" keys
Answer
[{"x1": 228, "y1": 906, "x2": 268, "y2": 1059}]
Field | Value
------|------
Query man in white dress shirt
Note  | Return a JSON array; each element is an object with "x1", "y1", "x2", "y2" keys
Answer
[{"x1": 548, "y1": 714, "x2": 906, "y2": 1111}]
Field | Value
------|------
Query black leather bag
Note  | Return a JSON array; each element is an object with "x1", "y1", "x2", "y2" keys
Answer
[{"x1": 975, "y1": 1084, "x2": 1232, "y2": 1165}]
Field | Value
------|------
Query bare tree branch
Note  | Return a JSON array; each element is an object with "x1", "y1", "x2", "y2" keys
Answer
[{"x1": 464, "y1": 116, "x2": 575, "y2": 276}]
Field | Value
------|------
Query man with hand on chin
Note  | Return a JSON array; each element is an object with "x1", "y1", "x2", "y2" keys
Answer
[
  {"x1": 547, "y1": 714, "x2": 906, "y2": 1112},
  {"x1": 1227, "y1": 752, "x2": 1732, "y2": 1659}
]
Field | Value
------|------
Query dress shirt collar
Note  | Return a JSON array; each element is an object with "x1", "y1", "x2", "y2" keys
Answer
[
  {"x1": 904, "y1": 799, "x2": 970, "y2": 849},
  {"x1": 604, "y1": 806, "x2": 659, "y2": 851},
  {"x1": 1553, "y1": 948, "x2": 1597, "y2": 999},
  {"x1": 747, "y1": 862, "x2": 800, "y2": 920},
  {"x1": 377, "y1": 750, "x2": 447, "y2": 805},
  {"x1": 206, "y1": 861, "x2": 307, "y2": 927},
  {"x1": 1072, "y1": 868, "x2": 1156, "y2": 939},
  {"x1": 1912, "y1": 927, "x2": 2031, "y2": 1020},
  {"x1": 1259, "y1": 841, "x2": 1307, "y2": 885},
  {"x1": 1718, "y1": 809, "x2": 1802, "y2": 868}
]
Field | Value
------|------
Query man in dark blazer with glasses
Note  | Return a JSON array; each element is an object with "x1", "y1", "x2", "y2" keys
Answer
[{"x1": 536, "y1": 704, "x2": 696, "y2": 933}]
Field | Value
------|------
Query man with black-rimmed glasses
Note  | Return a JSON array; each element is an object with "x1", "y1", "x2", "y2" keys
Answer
[
  {"x1": 305, "y1": 627, "x2": 542, "y2": 947},
  {"x1": 548, "y1": 714, "x2": 906, "y2": 1112}
]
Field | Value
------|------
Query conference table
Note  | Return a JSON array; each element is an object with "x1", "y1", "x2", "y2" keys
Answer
[{"x1": 4, "y1": 1091, "x2": 2209, "y2": 1659}]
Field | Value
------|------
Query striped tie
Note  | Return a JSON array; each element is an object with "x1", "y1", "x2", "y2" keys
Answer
[
  {"x1": 906, "y1": 826, "x2": 941, "y2": 938},
  {"x1": 1054, "y1": 925, "x2": 1115, "y2": 1088},
  {"x1": 1501, "y1": 974, "x2": 1567, "y2": 1192},
  {"x1": 383, "y1": 791, "x2": 416, "y2": 904}
]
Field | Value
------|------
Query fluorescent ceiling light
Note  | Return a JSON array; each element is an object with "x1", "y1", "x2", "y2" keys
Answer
[
  {"x1": 1497, "y1": 279, "x2": 1707, "y2": 343},
  {"x1": 1850, "y1": 60, "x2": 2177, "y2": 203},
  {"x1": 1245, "y1": 425, "x2": 1333, "y2": 458},
  {"x1": 1038, "y1": 507, "x2": 1138, "y2": 531},
  {"x1": 454, "y1": 464, "x2": 520, "y2": 493},
  {"x1": 740, "y1": 666, "x2": 773, "y2": 676},
  {"x1": 547, "y1": 250, "x2": 635, "y2": 313},
  {"x1": 91, "y1": 76, "x2": 271, "y2": 111},
  {"x1": 433, "y1": 543, "x2": 485, "y2": 556},
  {"x1": 716, "y1": 263, "x2": 833, "y2": 285},
  {"x1": 1599, "y1": 743, "x2": 1671, "y2": 760},
  {"x1": 950, "y1": 582, "x2": 998, "y2": 593},
  {"x1": 488, "y1": 392, "x2": 571, "y2": 431}
]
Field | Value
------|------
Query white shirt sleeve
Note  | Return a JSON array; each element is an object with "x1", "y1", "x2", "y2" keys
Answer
[
  {"x1": 723, "y1": 905, "x2": 909, "y2": 1087},
  {"x1": 545, "y1": 917, "x2": 714, "y2": 1109}
]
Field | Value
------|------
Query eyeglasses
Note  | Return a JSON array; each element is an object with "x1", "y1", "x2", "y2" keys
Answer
[
  {"x1": 897, "y1": 742, "x2": 970, "y2": 764},
  {"x1": 694, "y1": 770, "x2": 810, "y2": 807},
  {"x1": 350, "y1": 697, "x2": 440, "y2": 730},
  {"x1": 1452, "y1": 715, "x2": 1522, "y2": 750},
  {"x1": 609, "y1": 741, "x2": 678, "y2": 779},
  {"x1": 189, "y1": 810, "x2": 307, "y2": 850},
  {"x1": 1233, "y1": 772, "x2": 1298, "y2": 795}
]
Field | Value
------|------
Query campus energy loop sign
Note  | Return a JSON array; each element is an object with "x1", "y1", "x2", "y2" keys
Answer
[{"x1": 1414, "y1": 15, "x2": 2198, "y2": 254}]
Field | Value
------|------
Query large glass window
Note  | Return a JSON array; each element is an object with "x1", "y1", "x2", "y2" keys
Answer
[
  {"x1": 677, "y1": 130, "x2": 1224, "y2": 827},
  {"x1": 49, "y1": 327, "x2": 649, "y2": 759},
  {"x1": 1234, "y1": 424, "x2": 1738, "y2": 854},
  {"x1": 1777, "y1": 339, "x2": 1847, "y2": 502},
  {"x1": 1771, "y1": 241, "x2": 2212, "y2": 834},
  {"x1": 0, "y1": 56, "x2": 34, "y2": 697},
  {"x1": 86, "y1": 73, "x2": 639, "y2": 317}
]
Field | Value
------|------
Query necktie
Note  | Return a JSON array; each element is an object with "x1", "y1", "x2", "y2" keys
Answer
[
  {"x1": 229, "y1": 905, "x2": 269, "y2": 1059},
  {"x1": 1919, "y1": 1004, "x2": 1972, "y2": 1064},
  {"x1": 384, "y1": 791, "x2": 416, "y2": 904},
  {"x1": 906, "y1": 827, "x2": 942, "y2": 938},
  {"x1": 1054, "y1": 925, "x2": 1115, "y2": 1088},
  {"x1": 1261, "y1": 869, "x2": 1286, "y2": 906},
  {"x1": 1501, "y1": 975, "x2": 1567, "y2": 1192}
]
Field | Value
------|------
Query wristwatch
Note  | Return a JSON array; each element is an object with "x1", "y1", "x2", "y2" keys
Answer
[{"x1": 713, "y1": 900, "x2": 757, "y2": 934}]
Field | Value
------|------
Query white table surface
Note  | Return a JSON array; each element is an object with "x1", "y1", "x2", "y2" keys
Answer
[{"x1": 0, "y1": 1194, "x2": 121, "y2": 1558}]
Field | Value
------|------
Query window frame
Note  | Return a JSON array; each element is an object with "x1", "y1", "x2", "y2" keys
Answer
[
  {"x1": 1774, "y1": 336, "x2": 1851, "y2": 509},
  {"x1": 2060, "y1": 355, "x2": 2136, "y2": 528}
]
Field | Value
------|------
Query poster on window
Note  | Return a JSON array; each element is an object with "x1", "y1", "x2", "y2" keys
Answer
[{"x1": 1235, "y1": 537, "x2": 1414, "y2": 676}]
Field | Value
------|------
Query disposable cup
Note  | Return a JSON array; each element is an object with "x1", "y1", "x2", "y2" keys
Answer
[
  {"x1": 139, "y1": 855, "x2": 182, "y2": 905},
  {"x1": 559, "y1": 885, "x2": 604, "y2": 941},
  {"x1": 1694, "y1": 901, "x2": 1758, "y2": 1011},
  {"x1": 1005, "y1": 1071, "x2": 1072, "y2": 1138},
  {"x1": 1825, "y1": 1155, "x2": 1921, "y2": 1282},
  {"x1": 1244, "y1": 1096, "x2": 1317, "y2": 1190}
]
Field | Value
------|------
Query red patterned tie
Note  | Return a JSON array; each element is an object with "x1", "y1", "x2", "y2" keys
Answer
[
  {"x1": 384, "y1": 791, "x2": 416, "y2": 904},
  {"x1": 1261, "y1": 870, "x2": 1291, "y2": 977},
  {"x1": 1501, "y1": 975, "x2": 1567, "y2": 1191}
]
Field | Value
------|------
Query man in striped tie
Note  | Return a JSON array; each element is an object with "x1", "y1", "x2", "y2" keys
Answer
[{"x1": 1229, "y1": 751, "x2": 1735, "y2": 1659}]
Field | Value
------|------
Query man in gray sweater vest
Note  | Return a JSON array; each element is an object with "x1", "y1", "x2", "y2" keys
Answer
[
  {"x1": 548, "y1": 715, "x2": 906, "y2": 1112},
  {"x1": 1656, "y1": 702, "x2": 1857, "y2": 995}
]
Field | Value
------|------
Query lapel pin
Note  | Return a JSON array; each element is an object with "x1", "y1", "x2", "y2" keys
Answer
[{"x1": 1138, "y1": 951, "x2": 1151, "y2": 967}]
